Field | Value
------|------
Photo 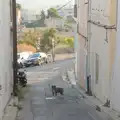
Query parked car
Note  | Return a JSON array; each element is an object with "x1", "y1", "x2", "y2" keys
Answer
[
  {"x1": 24, "y1": 52, "x2": 47, "y2": 67},
  {"x1": 17, "y1": 52, "x2": 32, "y2": 68},
  {"x1": 39, "y1": 52, "x2": 48, "y2": 63}
]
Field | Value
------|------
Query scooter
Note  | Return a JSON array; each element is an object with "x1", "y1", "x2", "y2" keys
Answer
[{"x1": 17, "y1": 70, "x2": 27, "y2": 87}]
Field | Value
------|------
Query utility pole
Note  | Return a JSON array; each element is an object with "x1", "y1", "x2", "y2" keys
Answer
[
  {"x1": 52, "y1": 38, "x2": 55, "y2": 62},
  {"x1": 12, "y1": 0, "x2": 18, "y2": 95}
]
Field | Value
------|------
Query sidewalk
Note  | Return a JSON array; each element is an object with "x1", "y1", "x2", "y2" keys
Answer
[
  {"x1": 3, "y1": 97, "x2": 18, "y2": 120},
  {"x1": 63, "y1": 70, "x2": 120, "y2": 120}
]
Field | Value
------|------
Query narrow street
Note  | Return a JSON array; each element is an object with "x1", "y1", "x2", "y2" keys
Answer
[{"x1": 18, "y1": 59, "x2": 112, "y2": 120}]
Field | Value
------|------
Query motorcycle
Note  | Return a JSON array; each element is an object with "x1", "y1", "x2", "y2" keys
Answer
[{"x1": 17, "y1": 70, "x2": 27, "y2": 87}]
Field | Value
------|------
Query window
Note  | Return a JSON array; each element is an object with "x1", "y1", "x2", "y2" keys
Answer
[{"x1": 29, "y1": 53, "x2": 40, "y2": 58}]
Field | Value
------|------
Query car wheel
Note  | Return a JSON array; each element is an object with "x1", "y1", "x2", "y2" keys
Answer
[{"x1": 46, "y1": 60, "x2": 48, "y2": 64}]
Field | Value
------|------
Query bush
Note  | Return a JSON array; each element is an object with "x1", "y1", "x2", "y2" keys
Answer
[{"x1": 64, "y1": 37, "x2": 74, "y2": 48}]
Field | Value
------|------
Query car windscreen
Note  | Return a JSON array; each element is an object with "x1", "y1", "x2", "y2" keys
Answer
[{"x1": 29, "y1": 53, "x2": 40, "y2": 58}]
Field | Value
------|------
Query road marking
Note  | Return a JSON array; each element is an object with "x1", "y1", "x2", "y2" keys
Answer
[
  {"x1": 27, "y1": 71, "x2": 59, "y2": 84},
  {"x1": 53, "y1": 67, "x2": 60, "y2": 71},
  {"x1": 88, "y1": 112, "x2": 96, "y2": 120},
  {"x1": 45, "y1": 97, "x2": 56, "y2": 100}
]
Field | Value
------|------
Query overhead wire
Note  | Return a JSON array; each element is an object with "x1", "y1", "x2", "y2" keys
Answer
[{"x1": 57, "y1": 0, "x2": 73, "y2": 11}]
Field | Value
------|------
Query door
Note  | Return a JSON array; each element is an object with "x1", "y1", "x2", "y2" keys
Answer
[{"x1": 90, "y1": 52, "x2": 99, "y2": 96}]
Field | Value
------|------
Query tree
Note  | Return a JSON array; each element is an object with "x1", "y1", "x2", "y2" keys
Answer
[
  {"x1": 16, "y1": 3, "x2": 21, "y2": 9},
  {"x1": 18, "y1": 30, "x2": 41, "y2": 50},
  {"x1": 64, "y1": 37, "x2": 74, "y2": 48},
  {"x1": 47, "y1": 8, "x2": 61, "y2": 18},
  {"x1": 40, "y1": 28, "x2": 58, "y2": 52},
  {"x1": 41, "y1": 10, "x2": 46, "y2": 21}
]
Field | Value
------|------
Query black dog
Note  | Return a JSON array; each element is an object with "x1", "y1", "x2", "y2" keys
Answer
[{"x1": 52, "y1": 85, "x2": 64, "y2": 96}]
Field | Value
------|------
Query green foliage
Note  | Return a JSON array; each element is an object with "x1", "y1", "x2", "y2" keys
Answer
[
  {"x1": 64, "y1": 16, "x2": 75, "y2": 30},
  {"x1": 64, "y1": 20, "x2": 72, "y2": 30},
  {"x1": 66, "y1": 16, "x2": 75, "y2": 23},
  {"x1": 40, "y1": 28, "x2": 60, "y2": 52},
  {"x1": 47, "y1": 8, "x2": 61, "y2": 18},
  {"x1": 63, "y1": 37, "x2": 74, "y2": 48},
  {"x1": 64, "y1": 23, "x2": 72, "y2": 29},
  {"x1": 25, "y1": 20, "x2": 46, "y2": 28},
  {"x1": 18, "y1": 30, "x2": 41, "y2": 49},
  {"x1": 16, "y1": 3, "x2": 21, "y2": 9},
  {"x1": 41, "y1": 10, "x2": 46, "y2": 21}
]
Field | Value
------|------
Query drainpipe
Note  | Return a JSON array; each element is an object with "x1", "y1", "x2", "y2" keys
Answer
[
  {"x1": 73, "y1": 17, "x2": 78, "y2": 80},
  {"x1": 87, "y1": 0, "x2": 91, "y2": 79},
  {"x1": 73, "y1": 0, "x2": 78, "y2": 81},
  {"x1": 86, "y1": 0, "x2": 92, "y2": 95},
  {"x1": 12, "y1": 0, "x2": 18, "y2": 95}
]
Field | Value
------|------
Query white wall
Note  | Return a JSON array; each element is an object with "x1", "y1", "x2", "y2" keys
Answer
[
  {"x1": 76, "y1": 0, "x2": 88, "y2": 89},
  {"x1": 89, "y1": 0, "x2": 111, "y2": 102},
  {"x1": 90, "y1": 24, "x2": 110, "y2": 102},
  {"x1": 111, "y1": 0, "x2": 120, "y2": 112},
  {"x1": 90, "y1": 0, "x2": 110, "y2": 25},
  {"x1": 78, "y1": 0, "x2": 88, "y2": 37},
  {"x1": 0, "y1": 0, "x2": 13, "y2": 118}
]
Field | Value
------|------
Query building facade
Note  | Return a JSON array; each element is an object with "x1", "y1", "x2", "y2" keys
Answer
[
  {"x1": 89, "y1": 0, "x2": 117, "y2": 103},
  {"x1": 0, "y1": 0, "x2": 13, "y2": 119},
  {"x1": 75, "y1": 0, "x2": 88, "y2": 90},
  {"x1": 111, "y1": 0, "x2": 120, "y2": 112},
  {"x1": 75, "y1": 0, "x2": 117, "y2": 104}
]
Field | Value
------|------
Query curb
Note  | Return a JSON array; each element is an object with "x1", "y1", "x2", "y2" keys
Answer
[{"x1": 62, "y1": 70, "x2": 120, "y2": 120}]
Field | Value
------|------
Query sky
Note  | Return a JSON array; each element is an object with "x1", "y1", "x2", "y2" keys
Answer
[{"x1": 17, "y1": 0, "x2": 74, "y2": 11}]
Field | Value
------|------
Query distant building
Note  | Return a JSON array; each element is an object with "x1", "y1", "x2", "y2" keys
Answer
[
  {"x1": 54, "y1": 5, "x2": 74, "y2": 19},
  {"x1": 63, "y1": 7, "x2": 74, "y2": 18},
  {"x1": 45, "y1": 17, "x2": 64, "y2": 29},
  {"x1": 21, "y1": 9, "x2": 38, "y2": 23},
  {"x1": 45, "y1": 6, "x2": 74, "y2": 30}
]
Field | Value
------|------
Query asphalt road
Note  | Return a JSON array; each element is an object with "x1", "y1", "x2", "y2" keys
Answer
[{"x1": 18, "y1": 59, "x2": 112, "y2": 120}]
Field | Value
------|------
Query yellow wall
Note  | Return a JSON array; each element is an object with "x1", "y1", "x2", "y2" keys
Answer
[{"x1": 109, "y1": 0, "x2": 117, "y2": 78}]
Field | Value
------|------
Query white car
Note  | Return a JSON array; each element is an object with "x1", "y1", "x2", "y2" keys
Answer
[
  {"x1": 17, "y1": 52, "x2": 33, "y2": 67},
  {"x1": 39, "y1": 52, "x2": 48, "y2": 63}
]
